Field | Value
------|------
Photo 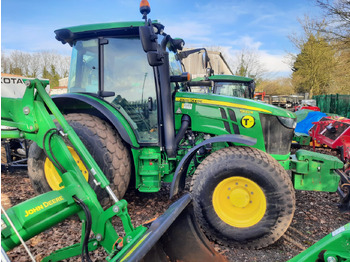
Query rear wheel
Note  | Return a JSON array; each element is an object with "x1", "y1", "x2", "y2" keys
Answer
[
  {"x1": 191, "y1": 146, "x2": 295, "y2": 249},
  {"x1": 28, "y1": 113, "x2": 131, "y2": 205}
]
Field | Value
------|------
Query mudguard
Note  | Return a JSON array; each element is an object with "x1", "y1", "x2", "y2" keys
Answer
[
  {"x1": 114, "y1": 193, "x2": 226, "y2": 262},
  {"x1": 170, "y1": 134, "x2": 257, "y2": 198},
  {"x1": 52, "y1": 94, "x2": 137, "y2": 147}
]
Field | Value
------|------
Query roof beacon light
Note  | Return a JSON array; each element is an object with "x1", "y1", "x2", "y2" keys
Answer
[{"x1": 140, "y1": 0, "x2": 151, "y2": 20}]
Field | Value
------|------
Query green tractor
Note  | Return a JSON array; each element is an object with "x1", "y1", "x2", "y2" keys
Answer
[
  {"x1": 189, "y1": 74, "x2": 255, "y2": 98},
  {"x1": 27, "y1": 2, "x2": 346, "y2": 250},
  {"x1": 177, "y1": 47, "x2": 256, "y2": 99}
]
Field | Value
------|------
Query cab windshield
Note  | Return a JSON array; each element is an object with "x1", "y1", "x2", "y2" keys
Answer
[{"x1": 214, "y1": 81, "x2": 250, "y2": 98}]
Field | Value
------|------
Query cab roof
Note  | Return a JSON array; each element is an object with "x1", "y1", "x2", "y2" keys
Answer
[
  {"x1": 55, "y1": 20, "x2": 162, "y2": 46},
  {"x1": 193, "y1": 75, "x2": 254, "y2": 83}
]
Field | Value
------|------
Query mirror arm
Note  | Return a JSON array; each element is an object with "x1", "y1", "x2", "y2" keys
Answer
[{"x1": 161, "y1": 34, "x2": 171, "y2": 51}]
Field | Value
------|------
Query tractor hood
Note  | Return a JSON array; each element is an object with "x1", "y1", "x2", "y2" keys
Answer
[{"x1": 175, "y1": 92, "x2": 296, "y2": 119}]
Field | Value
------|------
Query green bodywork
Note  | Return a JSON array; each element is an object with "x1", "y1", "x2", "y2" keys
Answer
[
  {"x1": 51, "y1": 19, "x2": 344, "y2": 195},
  {"x1": 63, "y1": 21, "x2": 154, "y2": 34},
  {"x1": 289, "y1": 223, "x2": 350, "y2": 262},
  {"x1": 291, "y1": 150, "x2": 343, "y2": 192},
  {"x1": 293, "y1": 132, "x2": 312, "y2": 146}
]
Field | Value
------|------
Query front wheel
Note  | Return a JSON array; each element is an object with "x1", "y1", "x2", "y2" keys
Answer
[
  {"x1": 27, "y1": 113, "x2": 131, "y2": 206},
  {"x1": 191, "y1": 146, "x2": 295, "y2": 249}
]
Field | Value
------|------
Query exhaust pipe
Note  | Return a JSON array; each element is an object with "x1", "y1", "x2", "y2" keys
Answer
[{"x1": 175, "y1": 115, "x2": 191, "y2": 146}]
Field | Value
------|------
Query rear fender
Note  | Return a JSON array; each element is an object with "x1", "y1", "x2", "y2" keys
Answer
[
  {"x1": 52, "y1": 94, "x2": 139, "y2": 148},
  {"x1": 170, "y1": 134, "x2": 257, "y2": 198}
]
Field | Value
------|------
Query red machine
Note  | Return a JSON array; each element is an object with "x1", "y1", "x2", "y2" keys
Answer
[
  {"x1": 294, "y1": 99, "x2": 321, "y2": 112},
  {"x1": 254, "y1": 91, "x2": 266, "y2": 101},
  {"x1": 296, "y1": 105, "x2": 321, "y2": 111},
  {"x1": 309, "y1": 116, "x2": 350, "y2": 171}
]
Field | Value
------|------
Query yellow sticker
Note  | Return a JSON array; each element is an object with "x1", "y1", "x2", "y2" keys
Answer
[{"x1": 241, "y1": 115, "x2": 255, "y2": 128}]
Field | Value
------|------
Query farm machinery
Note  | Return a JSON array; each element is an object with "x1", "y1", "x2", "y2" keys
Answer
[
  {"x1": 309, "y1": 117, "x2": 350, "y2": 170},
  {"x1": 308, "y1": 116, "x2": 350, "y2": 211},
  {"x1": 176, "y1": 47, "x2": 256, "y2": 98},
  {"x1": 1, "y1": 75, "x2": 39, "y2": 172},
  {"x1": 10, "y1": 0, "x2": 347, "y2": 252},
  {"x1": 289, "y1": 223, "x2": 350, "y2": 262},
  {"x1": 1, "y1": 78, "x2": 226, "y2": 261}
]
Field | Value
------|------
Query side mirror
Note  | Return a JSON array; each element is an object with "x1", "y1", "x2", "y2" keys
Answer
[
  {"x1": 139, "y1": 24, "x2": 158, "y2": 52},
  {"x1": 248, "y1": 81, "x2": 256, "y2": 98},
  {"x1": 169, "y1": 38, "x2": 185, "y2": 52},
  {"x1": 147, "y1": 51, "x2": 164, "y2": 66}
]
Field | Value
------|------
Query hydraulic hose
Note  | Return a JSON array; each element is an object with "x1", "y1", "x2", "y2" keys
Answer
[
  {"x1": 42, "y1": 128, "x2": 66, "y2": 174},
  {"x1": 73, "y1": 196, "x2": 92, "y2": 262}
]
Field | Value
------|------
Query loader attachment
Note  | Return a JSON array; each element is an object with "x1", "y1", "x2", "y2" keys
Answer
[
  {"x1": 288, "y1": 223, "x2": 350, "y2": 262},
  {"x1": 114, "y1": 193, "x2": 226, "y2": 262}
]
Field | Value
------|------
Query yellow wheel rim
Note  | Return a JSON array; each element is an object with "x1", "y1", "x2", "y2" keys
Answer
[
  {"x1": 213, "y1": 176, "x2": 266, "y2": 228},
  {"x1": 44, "y1": 146, "x2": 89, "y2": 190}
]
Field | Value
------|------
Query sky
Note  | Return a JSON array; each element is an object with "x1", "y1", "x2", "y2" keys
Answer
[{"x1": 1, "y1": 0, "x2": 322, "y2": 78}]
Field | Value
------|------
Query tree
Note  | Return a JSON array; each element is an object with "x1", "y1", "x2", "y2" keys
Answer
[
  {"x1": 332, "y1": 48, "x2": 350, "y2": 94},
  {"x1": 231, "y1": 48, "x2": 267, "y2": 85},
  {"x1": 315, "y1": 0, "x2": 350, "y2": 47},
  {"x1": 28, "y1": 52, "x2": 42, "y2": 78},
  {"x1": 1, "y1": 51, "x2": 10, "y2": 74},
  {"x1": 42, "y1": 66, "x2": 50, "y2": 80},
  {"x1": 257, "y1": 78, "x2": 294, "y2": 95},
  {"x1": 291, "y1": 33, "x2": 336, "y2": 96},
  {"x1": 1, "y1": 50, "x2": 70, "y2": 88},
  {"x1": 49, "y1": 64, "x2": 60, "y2": 88}
]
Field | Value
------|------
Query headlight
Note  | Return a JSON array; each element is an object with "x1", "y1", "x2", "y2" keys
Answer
[{"x1": 277, "y1": 116, "x2": 296, "y2": 129}]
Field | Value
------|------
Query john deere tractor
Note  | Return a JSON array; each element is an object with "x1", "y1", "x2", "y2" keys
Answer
[
  {"x1": 27, "y1": 1, "x2": 346, "y2": 249},
  {"x1": 177, "y1": 47, "x2": 256, "y2": 99}
]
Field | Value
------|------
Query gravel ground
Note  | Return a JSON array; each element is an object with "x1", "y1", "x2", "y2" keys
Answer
[{"x1": 1, "y1": 147, "x2": 349, "y2": 262}]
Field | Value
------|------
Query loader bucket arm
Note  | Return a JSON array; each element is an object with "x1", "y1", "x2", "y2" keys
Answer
[{"x1": 115, "y1": 193, "x2": 226, "y2": 262}]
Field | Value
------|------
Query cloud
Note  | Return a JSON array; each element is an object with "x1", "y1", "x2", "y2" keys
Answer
[
  {"x1": 258, "y1": 51, "x2": 291, "y2": 74},
  {"x1": 229, "y1": 36, "x2": 263, "y2": 50}
]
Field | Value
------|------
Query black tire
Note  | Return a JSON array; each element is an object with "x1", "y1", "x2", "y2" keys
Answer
[
  {"x1": 27, "y1": 113, "x2": 131, "y2": 205},
  {"x1": 191, "y1": 146, "x2": 295, "y2": 249}
]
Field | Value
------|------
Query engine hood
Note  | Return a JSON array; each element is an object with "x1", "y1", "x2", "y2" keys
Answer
[{"x1": 175, "y1": 92, "x2": 296, "y2": 119}]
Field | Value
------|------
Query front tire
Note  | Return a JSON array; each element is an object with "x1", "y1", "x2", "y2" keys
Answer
[
  {"x1": 27, "y1": 113, "x2": 131, "y2": 205},
  {"x1": 191, "y1": 146, "x2": 295, "y2": 249}
]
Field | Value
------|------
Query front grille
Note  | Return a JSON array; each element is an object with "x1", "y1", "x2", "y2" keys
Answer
[{"x1": 260, "y1": 114, "x2": 294, "y2": 155}]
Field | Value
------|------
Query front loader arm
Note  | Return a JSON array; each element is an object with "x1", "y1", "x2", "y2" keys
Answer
[{"x1": 1, "y1": 79, "x2": 141, "y2": 256}]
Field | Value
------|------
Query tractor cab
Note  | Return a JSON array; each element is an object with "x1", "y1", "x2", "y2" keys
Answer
[
  {"x1": 55, "y1": 21, "x2": 184, "y2": 145},
  {"x1": 189, "y1": 74, "x2": 255, "y2": 99},
  {"x1": 177, "y1": 48, "x2": 256, "y2": 99}
]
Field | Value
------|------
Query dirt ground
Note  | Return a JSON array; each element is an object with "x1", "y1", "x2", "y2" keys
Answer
[{"x1": 1, "y1": 147, "x2": 349, "y2": 262}]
